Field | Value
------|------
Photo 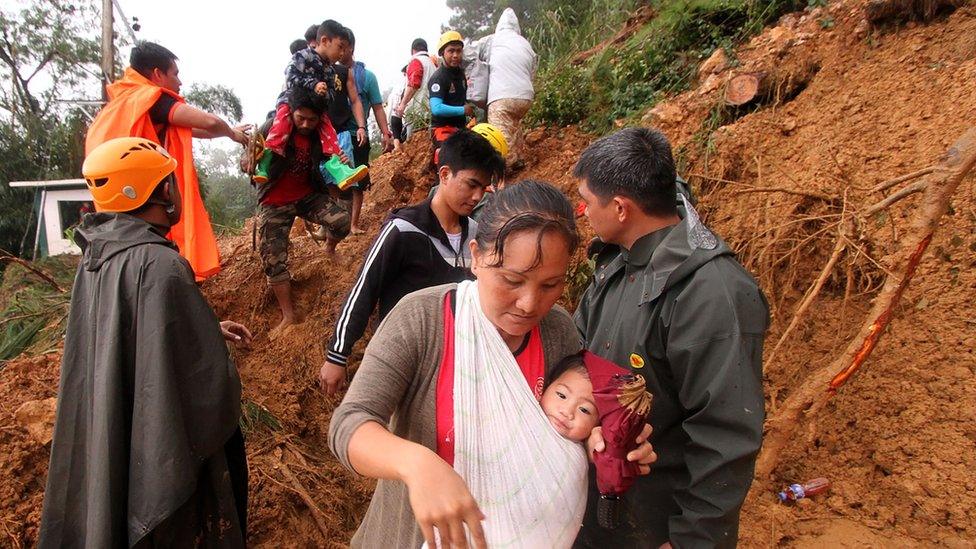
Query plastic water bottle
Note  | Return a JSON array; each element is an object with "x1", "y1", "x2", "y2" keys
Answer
[{"x1": 778, "y1": 477, "x2": 830, "y2": 503}]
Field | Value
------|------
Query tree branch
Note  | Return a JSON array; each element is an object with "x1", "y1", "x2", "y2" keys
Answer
[
  {"x1": 0, "y1": 37, "x2": 41, "y2": 115},
  {"x1": 24, "y1": 50, "x2": 57, "y2": 84},
  {"x1": 870, "y1": 166, "x2": 938, "y2": 193},
  {"x1": 0, "y1": 251, "x2": 66, "y2": 292},
  {"x1": 756, "y1": 127, "x2": 976, "y2": 482},
  {"x1": 863, "y1": 180, "x2": 927, "y2": 216}
]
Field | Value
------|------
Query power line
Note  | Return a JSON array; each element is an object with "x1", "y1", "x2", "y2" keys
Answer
[{"x1": 112, "y1": 0, "x2": 139, "y2": 44}]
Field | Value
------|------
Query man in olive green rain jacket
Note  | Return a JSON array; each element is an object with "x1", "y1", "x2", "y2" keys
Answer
[{"x1": 573, "y1": 128, "x2": 769, "y2": 549}]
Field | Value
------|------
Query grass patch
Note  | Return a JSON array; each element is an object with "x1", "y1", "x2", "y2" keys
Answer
[
  {"x1": 528, "y1": 0, "x2": 804, "y2": 133},
  {"x1": 241, "y1": 399, "x2": 282, "y2": 434},
  {"x1": 0, "y1": 255, "x2": 76, "y2": 364}
]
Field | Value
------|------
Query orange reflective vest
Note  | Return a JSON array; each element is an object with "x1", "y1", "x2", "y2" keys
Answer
[{"x1": 86, "y1": 68, "x2": 220, "y2": 281}]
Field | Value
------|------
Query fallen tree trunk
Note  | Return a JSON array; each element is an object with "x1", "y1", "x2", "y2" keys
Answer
[
  {"x1": 724, "y1": 59, "x2": 820, "y2": 107},
  {"x1": 571, "y1": 6, "x2": 655, "y2": 66},
  {"x1": 756, "y1": 127, "x2": 976, "y2": 481}
]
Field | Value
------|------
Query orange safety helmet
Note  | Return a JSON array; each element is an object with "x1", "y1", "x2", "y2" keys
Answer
[{"x1": 82, "y1": 137, "x2": 177, "y2": 212}]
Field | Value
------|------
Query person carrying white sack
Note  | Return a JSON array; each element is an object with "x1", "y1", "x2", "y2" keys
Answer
[
  {"x1": 485, "y1": 8, "x2": 537, "y2": 168},
  {"x1": 328, "y1": 180, "x2": 657, "y2": 548}
]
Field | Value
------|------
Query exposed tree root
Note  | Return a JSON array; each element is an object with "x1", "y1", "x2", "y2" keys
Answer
[
  {"x1": 275, "y1": 445, "x2": 332, "y2": 539},
  {"x1": 756, "y1": 127, "x2": 976, "y2": 482}
]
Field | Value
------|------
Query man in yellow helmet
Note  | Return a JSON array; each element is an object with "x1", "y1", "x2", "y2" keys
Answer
[
  {"x1": 427, "y1": 30, "x2": 474, "y2": 165},
  {"x1": 39, "y1": 137, "x2": 251, "y2": 548}
]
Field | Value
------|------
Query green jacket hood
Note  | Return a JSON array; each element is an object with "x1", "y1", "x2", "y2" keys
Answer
[
  {"x1": 74, "y1": 212, "x2": 175, "y2": 272},
  {"x1": 643, "y1": 199, "x2": 733, "y2": 304}
]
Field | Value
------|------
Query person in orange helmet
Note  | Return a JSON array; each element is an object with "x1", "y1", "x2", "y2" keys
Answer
[{"x1": 39, "y1": 137, "x2": 251, "y2": 548}]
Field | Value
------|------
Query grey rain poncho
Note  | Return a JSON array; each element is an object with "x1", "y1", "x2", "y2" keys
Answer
[{"x1": 39, "y1": 212, "x2": 245, "y2": 548}]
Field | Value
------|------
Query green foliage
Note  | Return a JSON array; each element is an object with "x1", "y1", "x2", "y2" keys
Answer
[
  {"x1": 526, "y1": 64, "x2": 591, "y2": 126},
  {"x1": 195, "y1": 144, "x2": 256, "y2": 233},
  {"x1": 185, "y1": 84, "x2": 244, "y2": 123},
  {"x1": 524, "y1": 0, "x2": 644, "y2": 67},
  {"x1": 0, "y1": 255, "x2": 76, "y2": 363},
  {"x1": 526, "y1": 0, "x2": 803, "y2": 133},
  {"x1": 562, "y1": 256, "x2": 595, "y2": 310},
  {"x1": 403, "y1": 102, "x2": 432, "y2": 131},
  {"x1": 0, "y1": 0, "x2": 101, "y2": 258},
  {"x1": 0, "y1": 315, "x2": 46, "y2": 362},
  {"x1": 240, "y1": 399, "x2": 282, "y2": 434},
  {"x1": 201, "y1": 172, "x2": 255, "y2": 233},
  {"x1": 445, "y1": 0, "x2": 498, "y2": 38},
  {"x1": 0, "y1": 110, "x2": 90, "y2": 257},
  {"x1": 0, "y1": 1, "x2": 102, "y2": 117}
]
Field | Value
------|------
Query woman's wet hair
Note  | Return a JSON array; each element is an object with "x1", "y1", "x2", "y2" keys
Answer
[{"x1": 474, "y1": 179, "x2": 579, "y2": 269}]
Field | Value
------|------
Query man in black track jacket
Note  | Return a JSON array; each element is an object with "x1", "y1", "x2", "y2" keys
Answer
[{"x1": 318, "y1": 129, "x2": 504, "y2": 395}]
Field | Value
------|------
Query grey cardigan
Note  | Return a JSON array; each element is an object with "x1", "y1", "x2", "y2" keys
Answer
[{"x1": 329, "y1": 283, "x2": 582, "y2": 548}]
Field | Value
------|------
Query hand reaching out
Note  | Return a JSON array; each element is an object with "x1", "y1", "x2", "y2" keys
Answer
[{"x1": 219, "y1": 320, "x2": 252, "y2": 346}]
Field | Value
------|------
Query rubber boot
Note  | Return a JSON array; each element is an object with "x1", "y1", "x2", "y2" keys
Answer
[
  {"x1": 253, "y1": 149, "x2": 272, "y2": 184},
  {"x1": 322, "y1": 154, "x2": 368, "y2": 191}
]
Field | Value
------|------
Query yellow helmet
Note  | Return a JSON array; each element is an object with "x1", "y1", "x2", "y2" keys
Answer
[
  {"x1": 471, "y1": 123, "x2": 509, "y2": 157},
  {"x1": 437, "y1": 30, "x2": 464, "y2": 54},
  {"x1": 82, "y1": 137, "x2": 177, "y2": 213}
]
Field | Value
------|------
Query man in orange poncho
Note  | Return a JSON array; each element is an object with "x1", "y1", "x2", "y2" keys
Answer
[{"x1": 86, "y1": 42, "x2": 248, "y2": 280}]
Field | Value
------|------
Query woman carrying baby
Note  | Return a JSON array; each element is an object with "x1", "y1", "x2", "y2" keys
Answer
[{"x1": 329, "y1": 180, "x2": 655, "y2": 548}]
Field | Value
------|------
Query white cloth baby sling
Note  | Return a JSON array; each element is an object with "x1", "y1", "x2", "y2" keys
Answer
[{"x1": 444, "y1": 279, "x2": 588, "y2": 548}]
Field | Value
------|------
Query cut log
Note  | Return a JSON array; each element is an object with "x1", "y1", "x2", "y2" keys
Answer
[
  {"x1": 724, "y1": 74, "x2": 761, "y2": 106},
  {"x1": 724, "y1": 60, "x2": 820, "y2": 107}
]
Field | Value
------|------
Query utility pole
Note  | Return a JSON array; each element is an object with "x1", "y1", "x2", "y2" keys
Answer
[{"x1": 100, "y1": 0, "x2": 114, "y2": 100}]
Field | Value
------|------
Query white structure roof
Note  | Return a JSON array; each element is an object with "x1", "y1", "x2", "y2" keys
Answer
[{"x1": 10, "y1": 178, "x2": 87, "y2": 188}]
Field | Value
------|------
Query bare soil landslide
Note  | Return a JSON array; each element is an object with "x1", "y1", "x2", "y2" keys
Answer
[
  {"x1": 1, "y1": 1, "x2": 975, "y2": 546},
  {"x1": 650, "y1": 3, "x2": 976, "y2": 546}
]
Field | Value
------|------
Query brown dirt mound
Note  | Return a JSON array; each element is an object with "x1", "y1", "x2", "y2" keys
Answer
[
  {"x1": 2, "y1": 1, "x2": 975, "y2": 546},
  {"x1": 644, "y1": 1, "x2": 976, "y2": 545},
  {"x1": 0, "y1": 354, "x2": 60, "y2": 547}
]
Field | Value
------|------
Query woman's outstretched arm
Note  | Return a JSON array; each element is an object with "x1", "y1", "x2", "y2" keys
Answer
[
  {"x1": 329, "y1": 289, "x2": 487, "y2": 548},
  {"x1": 347, "y1": 422, "x2": 487, "y2": 548}
]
